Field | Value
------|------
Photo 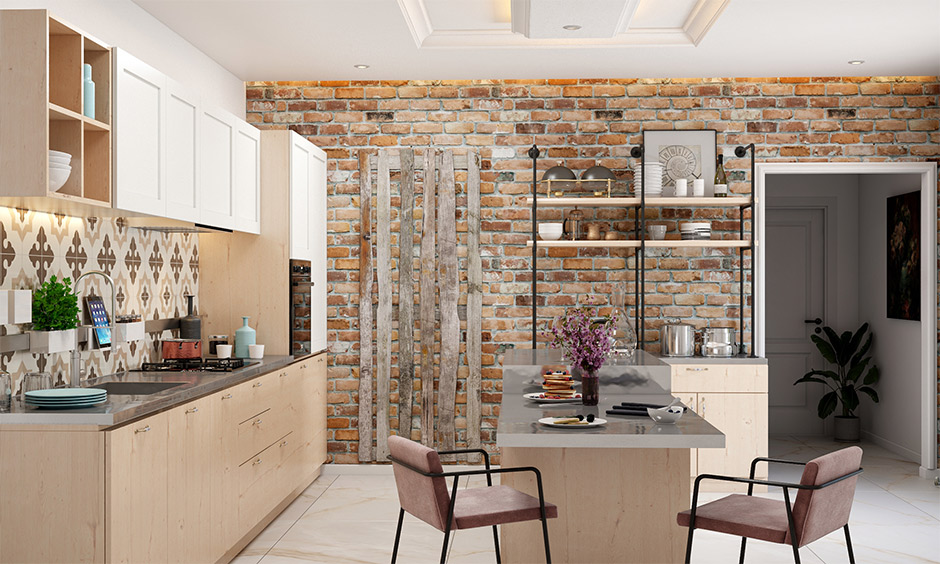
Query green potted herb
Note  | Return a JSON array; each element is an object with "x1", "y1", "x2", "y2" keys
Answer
[
  {"x1": 793, "y1": 322, "x2": 880, "y2": 442},
  {"x1": 30, "y1": 275, "x2": 80, "y2": 354}
]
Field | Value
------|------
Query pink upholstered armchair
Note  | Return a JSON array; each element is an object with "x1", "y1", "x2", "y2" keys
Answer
[
  {"x1": 388, "y1": 435, "x2": 557, "y2": 564},
  {"x1": 677, "y1": 446, "x2": 864, "y2": 564}
]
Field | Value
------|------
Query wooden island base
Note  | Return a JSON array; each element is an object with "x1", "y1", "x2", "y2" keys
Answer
[{"x1": 500, "y1": 447, "x2": 691, "y2": 564}]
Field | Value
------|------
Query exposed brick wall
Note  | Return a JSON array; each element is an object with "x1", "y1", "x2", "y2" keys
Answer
[{"x1": 245, "y1": 77, "x2": 939, "y2": 464}]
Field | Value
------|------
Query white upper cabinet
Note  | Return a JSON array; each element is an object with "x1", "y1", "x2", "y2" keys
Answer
[
  {"x1": 289, "y1": 132, "x2": 314, "y2": 260},
  {"x1": 199, "y1": 106, "x2": 235, "y2": 230},
  {"x1": 233, "y1": 121, "x2": 261, "y2": 234},
  {"x1": 309, "y1": 145, "x2": 327, "y2": 352},
  {"x1": 113, "y1": 48, "x2": 164, "y2": 215},
  {"x1": 164, "y1": 77, "x2": 200, "y2": 223}
]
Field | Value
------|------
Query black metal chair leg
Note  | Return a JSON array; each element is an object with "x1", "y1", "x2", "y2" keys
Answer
[
  {"x1": 844, "y1": 524, "x2": 855, "y2": 564},
  {"x1": 739, "y1": 537, "x2": 747, "y2": 564},
  {"x1": 540, "y1": 517, "x2": 552, "y2": 563},
  {"x1": 440, "y1": 530, "x2": 452, "y2": 564},
  {"x1": 391, "y1": 508, "x2": 405, "y2": 564},
  {"x1": 684, "y1": 527, "x2": 694, "y2": 564},
  {"x1": 492, "y1": 525, "x2": 501, "y2": 563}
]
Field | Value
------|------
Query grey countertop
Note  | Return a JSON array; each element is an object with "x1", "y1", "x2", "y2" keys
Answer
[
  {"x1": 0, "y1": 355, "x2": 300, "y2": 427},
  {"x1": 496, "y1": 348, "x2": 725, "y2": 449}
]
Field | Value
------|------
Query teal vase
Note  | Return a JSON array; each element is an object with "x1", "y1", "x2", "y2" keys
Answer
[
  {"x1": 234, "y1": 316, "x2": 255, "y2": 359},
  {"x1": 82, "y1": 64, "x2": 95, "y2": 119}
]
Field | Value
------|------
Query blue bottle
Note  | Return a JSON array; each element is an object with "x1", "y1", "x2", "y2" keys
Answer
[
  {"x1": 83, "y1": 64, "x2": 95, "y2": 119},
  {"x1": 234, "y1": 316, "x2": 256, "y2": 359}
]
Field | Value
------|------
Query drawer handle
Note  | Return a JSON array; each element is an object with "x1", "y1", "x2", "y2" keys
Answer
[
  {"x1": 222, "y1": 394, "x2": 233, "y2": 400},
  {"x1": 253, "y1": 419, "x2": 263, "y2": 426},
  {"x1": 280, "y1": 372, "x2": 287, "y2": 377},
  {"x1": 253, "y1": 382, "x2": 263, "y2": 388},
  {"x1": 252, "y1": 458, "x2": 262, "y2": 466},
  {"x1": 280, "y1": 440, "x2": 288, "y2": 447},
  {"x1": 185, "y1": 407, "x2": 199, "y2": 414},
  {"x1": 687, "y1": 368, "x2": 708, "y2": 372},
  {"x1": 135, "y1": 425, "x2": 150, "y2": 434},
  {"x1": 700, "y1": 397, "x2": 706, "y2": 417},
  {"x1": 302, "y1": 364, "x2": 307, "y2": 369}
]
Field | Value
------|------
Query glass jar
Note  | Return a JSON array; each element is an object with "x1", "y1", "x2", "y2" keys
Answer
[{"x1": 609, "y1": 285, "x2": 637, "y2": 361}]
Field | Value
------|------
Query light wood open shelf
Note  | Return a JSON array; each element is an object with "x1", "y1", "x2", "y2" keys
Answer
[
  {"x1": 83, "y1": 116, "x2": 110, "y2": 132},
  {"x1": 526, "y1": 239, "x2": 751, "y2": 249},
  {"x1": 527, "y1": 196, "x2": 751, "y2": 207},
  {"x1": 49, "y1": 102, "x2": 82, "y2": 121}
]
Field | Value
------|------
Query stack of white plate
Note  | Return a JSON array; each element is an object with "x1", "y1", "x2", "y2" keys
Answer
[
  {"x1": 24, "y1": 387, "x2": 107, "y2": 409},
  {"x1": 680, "y1": 222, "x2": 711, "y2": 240},
  {"x1": 49, "y1": 150, "x2": 72, "y2": 192},
  {"x1": 633, "y1": 163, "x2": 663, "y2": 196}
]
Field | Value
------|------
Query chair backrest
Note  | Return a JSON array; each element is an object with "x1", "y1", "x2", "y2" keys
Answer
[
  {"x1": 788, "y1": 446, "x2": 863, "y2": 546},
  {"x1": 388, "y1": 435, "x2": 452, "y2": 531}
]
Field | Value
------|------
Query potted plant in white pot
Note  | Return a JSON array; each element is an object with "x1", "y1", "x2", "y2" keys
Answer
[
  {"x1": 29, "y1": 276, "x2": 80, "y2": 354},
  {"x1": 794, "y1": 322, "x2": 880, "y2": 442}
]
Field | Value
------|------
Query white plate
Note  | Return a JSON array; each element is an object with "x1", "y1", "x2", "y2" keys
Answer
[
  {"x1": 25, "y1": 388, "x2": 106, "y2": 399},
  {"x1": 539, "y1": 416, "x2": 607, "y2": 428},
  {"x1": 524, "y1": 392, "x2": 582, "y2": 403}
]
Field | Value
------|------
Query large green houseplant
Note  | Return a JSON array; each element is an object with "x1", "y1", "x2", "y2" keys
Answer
[
  {"x1": 794, "y1": 322, "x2": 879, "y2": 442},
  {"x1": 30, "y1": 275, "x2": 80, "y2": 354}
]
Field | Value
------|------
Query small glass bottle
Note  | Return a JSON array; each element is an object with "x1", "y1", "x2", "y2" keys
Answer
[
  {"x1": 609, "y1": 285, "x2": 638, "y2": 361},
  {"x1": 83, "y1": 64, "x2": 95, "y2": 120},
  {"x1": 713, "y1": 153, "x2": 728, "y2": 197}
]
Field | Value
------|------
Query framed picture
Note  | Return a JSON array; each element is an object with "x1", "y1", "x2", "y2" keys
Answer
[
  {"x1": 886, "y1": 190, "x2": 920, "y2": 320},
  {"x1": 642, "y1": 129, "x2": 717, "y2": 192}
]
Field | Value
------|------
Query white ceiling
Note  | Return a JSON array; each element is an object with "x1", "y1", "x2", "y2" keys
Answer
[{"x1": 131, "y1": 0, "x2": 940, "y2": 81}]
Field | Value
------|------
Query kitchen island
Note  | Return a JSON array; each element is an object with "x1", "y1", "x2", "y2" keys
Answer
[{"x1": 497, "y1": 349, "x2": 724, "y2": 564}]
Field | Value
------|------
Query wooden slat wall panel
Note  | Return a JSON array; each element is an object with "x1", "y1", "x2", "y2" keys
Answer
[
  {"x1": 419, "y1": 149, "x2": 437, "y2": 446},
  {"x1": 466, "y1": 151, "x2": 483, "y2": 461},
  {"x1": 357, "y1": 150, "x2": 374, "y2": 462},
  {"x1": 437, "y1": 150, "x2": 458, "y2": 452},
  {"x1": 375, "y1": 151, "x2": 392, "y2": 462},
  {"x1": 369, "y1": 153, "x2": 470, "y2": 171},
  {"x1": 398, "y1": 149, "x2": 416, "y2": 440}
]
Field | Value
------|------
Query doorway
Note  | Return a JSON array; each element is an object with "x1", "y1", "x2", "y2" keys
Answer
[{"x1": 755, "y1": 163, "x2": 937, "y2": 475}]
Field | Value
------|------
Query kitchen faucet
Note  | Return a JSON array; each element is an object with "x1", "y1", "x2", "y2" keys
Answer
[{"x1": 70, "y1": 271, "x2": 116, "y2": 387}]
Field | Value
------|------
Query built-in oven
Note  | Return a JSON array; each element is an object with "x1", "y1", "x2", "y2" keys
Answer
[{"x1": 289, "y1": 259, "x2": 313, "y2": 356}]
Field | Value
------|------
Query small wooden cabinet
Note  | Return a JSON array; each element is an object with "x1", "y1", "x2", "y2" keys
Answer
[{"x1": 671, "y1": 363, "x2": 768, "y2": 492}]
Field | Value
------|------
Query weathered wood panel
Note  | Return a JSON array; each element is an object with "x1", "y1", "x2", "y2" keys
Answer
[
  {"x1": 357, "y1": 150, "x2": 374, "y2": 462},
  {"x1": 368, "y1": 153, "x2": 470, "y2": 171},
  {"x1": 437, "y1": 150, "x2": 458, "y2": 452},
  {"x1": 375, "y1": 151, "x2": 392, "y2": 462},
  {"x1": 398, "y1": 149, "x2": 415, "y2": 440},
  {"x1": 466, "y1": 151, "x2": 483, "y2": 461},
  {"x1": 419, "y1": 149, "x2": 437, "y2": 446}
]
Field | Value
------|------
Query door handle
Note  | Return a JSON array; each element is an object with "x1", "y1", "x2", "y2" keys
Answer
[{"x1": 804, "y1": 318, "x2": 822, "y2": 325}]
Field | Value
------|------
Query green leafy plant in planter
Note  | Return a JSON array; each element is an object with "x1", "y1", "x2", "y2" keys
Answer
[
  {"x1": 794, "y1": 322, "x2": 879, "y2": 442},
  {"x1": 32, "y1": 276, "x2": 80, "y2": 331}
]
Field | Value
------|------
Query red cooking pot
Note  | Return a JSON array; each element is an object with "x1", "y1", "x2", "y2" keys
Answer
[{"x1": 162, "y1": 338, "x2": 202, "y2": 360}]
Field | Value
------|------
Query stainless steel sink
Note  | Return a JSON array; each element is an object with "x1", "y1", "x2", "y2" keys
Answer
[{"x1": 91, "y1": 381, "x2": 187, "y2": 395}]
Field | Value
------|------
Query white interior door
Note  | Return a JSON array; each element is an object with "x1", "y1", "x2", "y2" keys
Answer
[{"x1": 766, "y1": 208, "x2": 827, "y2": 435}]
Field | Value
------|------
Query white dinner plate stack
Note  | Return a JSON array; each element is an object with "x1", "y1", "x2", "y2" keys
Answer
[
  {"x1": 48, "y1": 149, "x2": 72, "y2": 192},
  {"x1": 24, "y1": 387, "x2": 107, "y2": 409},
  {"x1": 680, "y1": 222, "x2": 711, "y2": 240},
  {"x1": 633, "y1": 163, "x2": 663, "y2": 196}
]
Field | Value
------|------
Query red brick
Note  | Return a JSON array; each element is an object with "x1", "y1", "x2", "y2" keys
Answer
[
  {"x1": 627, "y1": 84, "x2": 658, "y2": 96},
  {"x1": 562, "y1": 86, "x2": 593, "y2": 97}
]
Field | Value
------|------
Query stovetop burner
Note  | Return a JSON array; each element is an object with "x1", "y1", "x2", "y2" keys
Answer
[{"x1": 136, "y1": 358, "x2": 247, "y2": 372}]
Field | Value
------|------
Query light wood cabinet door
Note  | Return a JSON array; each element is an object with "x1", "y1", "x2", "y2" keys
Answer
[
  {"x1": 164, "y1": 76, "x2": 200, "y2": 223},
  {"x1": 696, "y1": 392, "x2": 768, "y2": 492},
  {"x1": 199, "y1": 105, "x2": 235, "y2": 229},
  {"x1": 107, "y1": 412, "x2": 169, "y2": 564},
  {"x1": 233, "y1": 120, "x2": 261, "y2": 234},
  {"x1": 113, "y1": 48, "x2": 165, "y2": 215},
  {"x1": 289, "y1": 131, "x2": 314, "y2": 260},
  {"x1": 167, "y1": 394, "x2": 219, "y2": 564}
]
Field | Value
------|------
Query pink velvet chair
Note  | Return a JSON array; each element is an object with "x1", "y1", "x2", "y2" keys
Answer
[
  {"x1": 677, "y1": 446, "x2": 863, "y2": 564},
  {"x1": 388, "y1": 435, "x2": 557, "y2": 563}
]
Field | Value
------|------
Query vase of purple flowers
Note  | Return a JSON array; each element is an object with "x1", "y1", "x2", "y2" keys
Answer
[{"x1": 547, "y1": 305, "x2": 614, "y2": 406}]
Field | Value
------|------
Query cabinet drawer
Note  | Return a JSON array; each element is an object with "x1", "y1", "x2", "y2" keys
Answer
[
  {"x1": 235, "y1": 405, "x2": 292, "y2": 465},
  {"x1": 237, "y1": 431, "x2": 300, "y2": 533},
  {"x1": 671, "y1": 365, "x2": 726, "y2": 392},
  {"x1": 672, "y1": 364, "x2": 767, "y2": 393},
  {"x1": 221, "y1": 370, "x2": 279, "y2": 426}
]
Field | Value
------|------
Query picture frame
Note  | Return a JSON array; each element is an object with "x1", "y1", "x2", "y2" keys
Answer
[
  {"x1": 642, "y1": 129, "x2": 718, "y2": 194},
  {"x1": 886, "y1": 190, "x2": 920, "y2": 320}
]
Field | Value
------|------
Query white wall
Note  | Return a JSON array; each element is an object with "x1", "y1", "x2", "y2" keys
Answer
[
  {"x1": 0, "y1": 0, "x2": 245, "y2": 116},
  {"x1": 858, "y1": 174, "x2": 923, "y2": 460}
]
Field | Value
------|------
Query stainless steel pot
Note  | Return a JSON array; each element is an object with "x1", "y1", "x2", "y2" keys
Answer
[
  {"x1": 702, "y1": 327, "x2": 737, "y2": 357},
  {"x1": 660, "y1": 322, "x2": 695, "y2": 357}
]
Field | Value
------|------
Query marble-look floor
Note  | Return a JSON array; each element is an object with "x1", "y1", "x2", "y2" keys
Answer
[{"x1": 235, "y1": 437, "x2": 940, "y2": 563}]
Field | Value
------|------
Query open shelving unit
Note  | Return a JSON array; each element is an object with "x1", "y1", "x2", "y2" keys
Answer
[
  {"x1": 527, "y1": 139, "x2": 757, "y2": 357},
  {"x1": 0, "y1": 9, "x2": 112, "y2": 210}
]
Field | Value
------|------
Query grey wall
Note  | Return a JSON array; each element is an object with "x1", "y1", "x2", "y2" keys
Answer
[{"x1": 858, "y1": 174, "x2": 923, "y2": 461}]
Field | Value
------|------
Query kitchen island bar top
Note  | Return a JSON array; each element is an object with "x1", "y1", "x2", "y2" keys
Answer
[
  {"x1": 0, "y1": 354, "x2": 304, "y2": 427},
  {"x1": 496, "y1": 349, "x2": 725, "y2": 449}
]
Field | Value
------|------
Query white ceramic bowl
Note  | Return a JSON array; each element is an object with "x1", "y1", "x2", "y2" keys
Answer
[
  {"x1": 248, "y1": 344, "x2": 265, "y2": 359},
  {"x1": 216, "y1": 344, "x2": 233, "y2": 359},
  {"x1": 49, "y1": 155, "x2": 71, "y2": 166},
  {"x1": 48, "y1": 166, "x2": 71, "y2": 192},
  {"x1": 648, "y1": 405, "x2": 683, "y2": 424},
  {"x1": 538, "y1": 223, "x2": 563, "y2": 241},
  {"x1": 48, "y1": 149, "x2": 71, "y2": 160},
  {"x1": 49, "y1": 162, "x2": 72, "y2": 170}
]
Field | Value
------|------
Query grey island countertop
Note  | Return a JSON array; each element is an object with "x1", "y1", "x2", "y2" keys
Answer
[
  {"x1": 0, "y1": 355, "x2": 302, "y2": 427},
  {"x1": 496, "y1": 349, "x2": 725, "y2": 449}
]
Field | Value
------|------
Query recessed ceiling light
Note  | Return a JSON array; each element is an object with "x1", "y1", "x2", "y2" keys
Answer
[
  {"x1": 353, "y1": 64, "x2": 370, "y2": 69},
  {"x1": 848, "y1": 60, "x2": 865, "y2": 65},
  {"x1": 562, "y1": 24, "x2": 581, "y2": 31}
]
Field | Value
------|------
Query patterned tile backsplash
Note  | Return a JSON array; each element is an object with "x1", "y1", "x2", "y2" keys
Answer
[{"x1": 0, "y1": 206, "x2": 199, "y2": 391}]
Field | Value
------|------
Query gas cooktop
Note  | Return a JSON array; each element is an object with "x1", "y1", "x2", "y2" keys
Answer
[{"x1": 136, "y1": 358, "x2": 249, "y2": 372}]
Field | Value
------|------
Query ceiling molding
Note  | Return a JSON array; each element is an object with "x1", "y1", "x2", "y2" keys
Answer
[
  {"x1": 614, "y1": 0, "x2": 642, "y2": 35},
  {"x1": 684, "y1": 0, "x2": 731, "y2": 46},
  {"x1": 397, "y1": 0, "x2": 434, "y2": 47}
]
